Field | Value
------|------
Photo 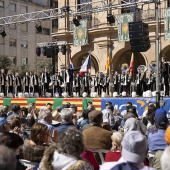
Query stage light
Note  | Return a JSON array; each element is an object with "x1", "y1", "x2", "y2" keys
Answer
[
  {"x1": 106, "y1": 14, "x2": 115, "y2": 25},
  {"x1": 60, "y1": 6, "x2": 70, "y2": 12},
  {"x1": 55, "y1": 46, "x2": 59, "y2": 54},
  {"x1": 36, "y1": 24, "x2": 42, "y2": 33},
  {"x1": 73, "y1": 18, "x2": 80, "y2": 27},
  {"x1": 61, "y1": 44, "x2": 66, "y2": 55},
  {"x1": 0, "y1": 28, "x2": 6, "y2": 37},
  {"x1": 42, "y1": 47, "x2": 47, "y2": 56},
  {"x1": 46, "y1": 47, "x2": 52, "y2": 58},
  {"x1": 36, "y1": 47, "x2": 41, "y2": 56}
]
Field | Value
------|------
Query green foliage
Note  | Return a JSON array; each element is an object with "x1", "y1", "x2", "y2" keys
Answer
[
  {"x1": 0, "y1": 55, "x2": 12, "y2": 70},
  {"x1": 35, "y1": 60, "x2": 53, "y2": 76},
  {"x1": 11, "y1": 64, "x2": 30, "y2": 77}
]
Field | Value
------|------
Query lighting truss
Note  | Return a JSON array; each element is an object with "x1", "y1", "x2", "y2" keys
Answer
[
  {"x1": 37, "y1": 41, "x2": 66, "y2": 48},
  {"x1": 0, "y1": 0, "x2": 155, "y2": 27}
]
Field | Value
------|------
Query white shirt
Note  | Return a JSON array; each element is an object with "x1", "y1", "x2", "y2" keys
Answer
[{"x1": 100, "y1": 157, "x2": 156, "y2": 170}]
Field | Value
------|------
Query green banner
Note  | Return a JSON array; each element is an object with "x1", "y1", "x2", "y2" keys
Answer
[
  {"x1": 73, "y1": 19, "x2": 88, "y2": 46},
  {"x1": 117, "y1": 13, "x2": 134, "y2": 42},
  {"x1": 82, "y1": 98, "x2": 93, "y2": 111},
  {"x1": 3, "y1": 98, "x2": 11, "y2": 106},
  {"x1": 27, "y1": 98, "x2": 36, "y2": 105},
  {"x1": 53, "y1": 98, "x2": 63, "y2": 110},
  {"x1": 164, "y1": 8, "x2": 170, "y2": 40}
]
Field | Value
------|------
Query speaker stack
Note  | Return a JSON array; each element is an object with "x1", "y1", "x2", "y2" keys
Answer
[{"x1": 129, "y1": 21, "x2": 150, "y2": 52}]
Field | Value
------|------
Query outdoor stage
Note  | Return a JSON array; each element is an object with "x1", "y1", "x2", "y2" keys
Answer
[{"x1": 1, "y1": 97, "x2": 170, "y2": 116}]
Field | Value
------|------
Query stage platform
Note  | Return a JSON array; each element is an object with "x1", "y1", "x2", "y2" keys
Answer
[{"x1": 1, "y1": 97, "x2": 170, "y2": 116}]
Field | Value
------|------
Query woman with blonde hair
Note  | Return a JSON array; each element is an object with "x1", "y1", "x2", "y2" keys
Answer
[{"x1": 105, "y1": 131, "x2": 124, "y2": 162}]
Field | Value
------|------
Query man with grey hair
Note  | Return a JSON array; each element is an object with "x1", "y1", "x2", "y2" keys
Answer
[
  {"x1": 39, "y1": 106, "x2": 56, "y2": 136},
  {"x1": 161, "y1": 146, "x2": 170, "y2": 170},
  {"x1": 55, "y1": 108, "x2": 78, "y2": 136},
  {"x1": 0, "y1": 145, "x2": 16, "y2": 170}
]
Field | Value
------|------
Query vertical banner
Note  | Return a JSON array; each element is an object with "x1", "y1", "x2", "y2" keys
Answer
[
  {"x1": 73, "y1": 19, "x2": 88, "y2": 46},
  {"x1": 164, "y1": 8, "x2": 170, "y2": 40},
  {"x1": 117, "y1": 13, "x2": 134, "y2": 42}
]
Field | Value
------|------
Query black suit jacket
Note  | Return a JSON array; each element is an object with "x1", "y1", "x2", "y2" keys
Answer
[{"x1": 65, "y1": 67, "x2": 80, "y2": 82}]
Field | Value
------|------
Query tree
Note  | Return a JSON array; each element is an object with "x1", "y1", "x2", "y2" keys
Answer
[
  {"x1": 11, "y1": 64, "x2": 30, "y2": 77},
  {"x1": 35, "y1": 60, "x2": 53, "y2": 76},
  {"x1": 0, "y1": 55, "x2": 12, "y2": 71}
]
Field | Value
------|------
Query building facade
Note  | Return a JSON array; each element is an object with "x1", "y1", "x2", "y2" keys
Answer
[
  {"x1": 52, "y1": 0, "x2": 170, "y2": 78},
  {"x1": 0, "y1": 0, "x2": 54, "y2": 71}
]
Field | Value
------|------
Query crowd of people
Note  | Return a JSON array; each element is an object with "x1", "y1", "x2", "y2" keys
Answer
[
  {"x1": 0, "y1": 100, "x2": 170, "y2": 170},
  {"x1": 0, "y1": 55, "x2": 169, "y2": 98}
]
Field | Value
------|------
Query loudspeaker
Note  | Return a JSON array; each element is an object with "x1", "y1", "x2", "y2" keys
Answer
[
  {"x1": 61, "y1": 45, "x2": 66, "y2": 55},
  {"x1": 46, "y1": 47, "x2": 52, "y2": 58},
  {"x1": 129, "y1": 21, "x2": 150, "y2": 52},
  {"x1": 36, "y1": 47, "x2": 41, "y2": 56}
]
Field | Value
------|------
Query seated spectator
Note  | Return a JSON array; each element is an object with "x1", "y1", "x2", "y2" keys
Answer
[
  {"x1": 9, "y1": 117, "x2": 29, "y2": 140},
  {"x1": 82, "y1": 110, "x2": 112, "y2": 150},
  {"x1": 78, "y1": 109, "x2": 90, "y2": 129},
  {"x1": 40, "y1": 128, "x2": 93, "y2": 170},
  {"x1": 55, "y1": 108, "x2": 77, "y2": 136},
  {"x1": 0, "y1": 117, "x2": 10, "y2": 134},
  {"x1": 23, "y1": 123, "x2": 55, "y2": 163},
  {"x1": 7, "y1": 104, "x2": 20, "y2": 121},
  {"x1": 100, "y1": 131, "x2": 156, "y2": 170},
  {"x1": 0, "y1": 145, "x2": 16, "y2": 170},
  {"x1": 0, "y1": 132, "x2": 27, "y2": 170},
  {"x1": 52, "y1": 110, "x2": 61, "y2": 127},
  {"x1": 38, "y1": 106, "x2": 56, "y2": 136},
  {"x1": 160, "y1": 146, "x2": 170, "y2": 170},
  {"x1": 105, "y1": 131, "x2": 123, "y2": 162}
]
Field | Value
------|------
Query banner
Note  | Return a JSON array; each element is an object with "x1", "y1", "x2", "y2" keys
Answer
[
  {"x1": 73, "y1": 19, "x2": 88, "y2": 46},
  {"x1": 117, "y1": 13, "x2": 134, "y2": 42},
  {"x1": 164, "y1": 8, "x2": 170, "y2": 40}
]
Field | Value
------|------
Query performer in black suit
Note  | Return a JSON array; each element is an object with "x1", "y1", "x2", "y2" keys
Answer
[
  {"x1": 103, "y1": 73, "x2": 110, "y2": 95},
  {"x1": 23, "y1": 72, "x2": 30, "y2": 93},
  {"x1": 73, "y1": 73, "x2": 82, "y2": 97},
  {"x1": 14, "y1": 72, "x2": 22, "y2": 94},
  {"x1": 94, "y1": 72, "x2": 99, "y2": 93},
  {"x1": 161, "y1": 56, "x2": 169, "y2": 96},
  {"x1": 32, "y1": 71, "x2": 39, "y2": 94},
  {"x1": 52, "y1": 71, "x2": 63, "y2": 96},
  {"x1": 65, "y1": 65, "x2": 80, "y2": 96},
  {"x1": 82, "y1": 72, "x2": 90, "y2": 95},
  {"x1": 41, "y1": 68, "x2": 51, "y2": 95},
  {"x1": 6, "y1": 69, "x2": 13, "y2": 94},
  {"x1": 136, "y1": 69, "x2": 144, "y2": 96},
  {"x1": 113, "y1": 71, "x2": 119, "y2": 93},
  {"x1": 0, "y1": 69, "x2": 6, "y2": 95}
]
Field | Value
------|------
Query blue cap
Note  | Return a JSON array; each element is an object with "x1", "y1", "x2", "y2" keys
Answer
[
  {"x1": 155, "y1": 113, "x2": 168, "y2": 127},
  {"x1": 155, "y1": 108, "x2": 166, "y2": 116},
  {"x1": 0, "y1": 117, "x2": 8, "y2": 127}
]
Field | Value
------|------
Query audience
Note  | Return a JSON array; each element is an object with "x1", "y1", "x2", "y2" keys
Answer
[
  {"x1": 160, "y1": 146, "x2": 170, "y2": 170},
  {"x1": 0, "y1": 117, "x2": 10, "y2": 134}
]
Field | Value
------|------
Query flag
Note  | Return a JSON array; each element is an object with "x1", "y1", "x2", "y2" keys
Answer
[
  {"x1": 104, "y1": 53, "x2": 111, "y2": 71},
  {"x1": 130, "y1": 53, "x2": 134, "y2": 76},
  {"x1": 79, "y1": 54, "x2": 91, "y2": 75},
  {"x1": 69, "y1": 56, "x2": 74, "y2": 69}
]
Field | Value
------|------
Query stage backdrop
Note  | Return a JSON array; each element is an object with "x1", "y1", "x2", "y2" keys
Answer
[{"x1": 1, "y1": 97, "x2": 170, "y2": 116}]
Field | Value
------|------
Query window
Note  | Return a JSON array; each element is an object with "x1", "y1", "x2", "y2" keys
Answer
[
  {"x1": 50, "y1": 0, "x2": 58, "y2": 8},
  {"x1": 0, "y1": 1, "x2": 4, "y2": 8},
  {"x1": 52, "y1": 19, "x2": 58, "y2": 28},
  {"x1": 21, "y1": 44, "x2": 28, "y2": 48},
  {"x1": 10, "y1": 56, "x2": 17, "y2": 65},
  {"x1": 22, "y1": 58, "x2": 28, "y2": 65},
  {"x1": 168, "y1": 0, "x2": 170, "y2": 7},
  {"x1": 42, "y1": 28, "x2": 50, "y2": 35},
  {"x1": 9, "y1": 39, "x2": 16, "y2": 47},
  {"x1": 9, "y1": 3, "x2": 16, "y2": 12},
  {"x1": 121, "y1": 0, "x2": 137, "y2": 13},
  {"x1": 21, "y1": 5, "x2": 27, "y2": 14}
]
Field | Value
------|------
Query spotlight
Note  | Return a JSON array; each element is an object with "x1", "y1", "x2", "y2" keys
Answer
[
  {"x1": 46, "y1": 47, "x2": 52, "y2": 58},
  {"x1": 60, "y1": 6, "x2": 70, "y2": 12},
  {"x1": 55, "y1": 46, "x2": 59, "y2": 54},
  {"x1": 36, "y1": 24, "x2": 42, "y2": 33},
  {"x1": 0, "y1": 28, "x2": 6, "y2": 37},
  {"x1": 42, "y1": 47, "x2": 47, "y2": 56},
  {"x1": 61, "y1": 44, "x2": 66, "y2": 55},
  {"x1": 106, "y1": 14, "x2": 115, "y2": 25},
  {"x1": 36, "y1": 47, "x2": 41, "y2": 56},
  {"x1": 73, "y1": 18, "x2": 80, "y2": 27}
]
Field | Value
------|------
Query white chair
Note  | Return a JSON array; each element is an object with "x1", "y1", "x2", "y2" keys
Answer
[
  {"x1": 132, "y1": 91, "x2": 136, "y2": 97},
  {"x1": 113, "y1": 92, "x2": 118, "y2": 97},
  {"x1": 89, "y1": 149, "x2": 109, "y2": 165}
]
